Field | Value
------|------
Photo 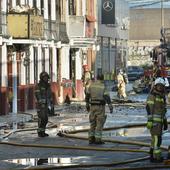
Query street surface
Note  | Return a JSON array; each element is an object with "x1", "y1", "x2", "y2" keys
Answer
[{"x1": 0, "y1": 89, "x2": 170, "y2": 170}]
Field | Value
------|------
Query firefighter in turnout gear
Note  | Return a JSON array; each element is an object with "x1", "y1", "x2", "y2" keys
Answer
[
  {"x1": 35, "y1": 71, "x2": 53, "y2": 137},
  {"x1": 82, "y1": 65, "x2": 91, "y2": 94},
  {"x1": 117, "y1": 69, "x2": 128, "y2": 100},
  {"x1": 85, "y1": 74, "x2": 113, "y2": 144},
  {"x1": 146, "y1": 77, "x2": 168, "y2": 162}
]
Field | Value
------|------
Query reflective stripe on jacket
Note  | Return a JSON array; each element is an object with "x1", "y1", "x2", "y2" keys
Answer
[{"x1": 146, "y1": 94, "x2": 166, "y2": 122}]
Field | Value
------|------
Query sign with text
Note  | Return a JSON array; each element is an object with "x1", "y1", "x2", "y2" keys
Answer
[{"x1": 101, "y1": 0, "x2": 115, "y2": 24}]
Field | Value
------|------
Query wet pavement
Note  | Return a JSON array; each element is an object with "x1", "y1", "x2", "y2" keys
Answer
[{"x1": 0, "y1": 91, "x2": 170, "y2": 169}]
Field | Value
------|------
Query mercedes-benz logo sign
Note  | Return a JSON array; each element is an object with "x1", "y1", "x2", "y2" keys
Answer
[{"x1": 103, "y1": 0, "x2": 113, "y2": 12}]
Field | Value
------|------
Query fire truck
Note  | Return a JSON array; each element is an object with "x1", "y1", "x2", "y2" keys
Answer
[{"x1": 133, "y1": 28, "x2": 170, "y2": 93}]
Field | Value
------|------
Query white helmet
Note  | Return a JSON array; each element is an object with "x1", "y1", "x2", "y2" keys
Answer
[
  {"x1": 119, "y1": 69, "x2": 123, "y2": 74},
  {"x1": 154, "y1": 77, "x2": 166, "y2": 86}
]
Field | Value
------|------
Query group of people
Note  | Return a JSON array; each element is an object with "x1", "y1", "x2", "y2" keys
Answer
[
  {"x1": 34, "y1": 67, "x2": 169, "y2": 163},
  {"x1": 34, "y1": 67, "x2": 113, "y2": 146}
]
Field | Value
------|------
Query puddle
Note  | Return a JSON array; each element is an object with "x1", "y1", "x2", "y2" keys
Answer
[
  {"x1": 56, "y1": 124, "x2": 89, "y2": 132},
  {"x1": 5, "y1": 156, "x2": 93, "y2": 167},
  {"x1": 103, "y1": 127, "x2": 150, "y2": 137}
]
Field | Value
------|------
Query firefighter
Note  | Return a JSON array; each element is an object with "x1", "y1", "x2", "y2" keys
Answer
[
  {"x1": 35, "y1": 71, "x2": 53, "y2": 137},
  {"x1": 146, "y1": 77, "x2": 168, "y2": 162},
  {"x1": 85, "y1": 74, "x2": 113, "y2": 144},
  {"x1": 117, "y1": 69, "x2": 128, "y2": 100},
  {"x1": 82, "y1": 65, "x2": 91, "y2": 94}
]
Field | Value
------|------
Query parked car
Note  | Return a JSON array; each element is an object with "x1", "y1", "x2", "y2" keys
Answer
[{"x1": 127, "y1": 66, "x2": 144, "y2": 81}]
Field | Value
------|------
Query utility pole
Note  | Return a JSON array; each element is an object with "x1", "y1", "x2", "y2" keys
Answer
[{"x1": 161, "y1": 0, "x2": 164, "y2": 29}]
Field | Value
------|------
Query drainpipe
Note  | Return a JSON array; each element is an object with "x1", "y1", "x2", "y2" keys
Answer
[{"x1": 12, "y1": 52, "x2": 17, "y2": 130}]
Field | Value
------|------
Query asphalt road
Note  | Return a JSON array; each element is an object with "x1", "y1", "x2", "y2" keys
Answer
[{"x1": 0, "y1": 94, "x2": 170, "y2": 169}]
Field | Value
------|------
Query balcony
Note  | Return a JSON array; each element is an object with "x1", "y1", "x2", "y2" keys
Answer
[
  {"x1": 43, "y1": 21, "x2": 69, "y2": 44},
  {"x1": 7, "y1": 13, "x2": 44, "y2": 39},
  {"x1": 56, "y1": 22, "x2": 69, "y2": 44},
  {"x1": 67, "y1": 15, "x2": 85, "y2": 37}
]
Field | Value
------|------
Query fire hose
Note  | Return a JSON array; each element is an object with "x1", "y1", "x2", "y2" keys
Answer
[{"x1": 0, "y1": 122, "x2": 170, "y2": 169}]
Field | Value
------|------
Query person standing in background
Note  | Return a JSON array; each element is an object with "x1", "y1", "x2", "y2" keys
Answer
[
  {"x1": 35, "y1": 71, "x2": 53, "y2": 137},
  {"x1": 117, "y1": 69, "x2": 128, "y2": 100}
]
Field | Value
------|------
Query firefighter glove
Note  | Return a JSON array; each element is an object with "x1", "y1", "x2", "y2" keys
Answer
[
  {"x1": 163, "y1": 118, "x2": 168, "y2": 130},
  {"x1": 146, "y1": 121, "x2": 153, "y2": 129},
  {"x1": 86, "y1": 103, "x2": 90, "y2": 112}
]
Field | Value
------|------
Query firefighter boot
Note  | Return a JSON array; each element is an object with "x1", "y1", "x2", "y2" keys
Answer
[
  {"x1": 152, "y1": 157, "x2": 164, "y2": 163},
  {"x1": 95, "y1": 138, "x2": 105, "y2": 145},
  {"x1": 42, "y1": 131, "x2": 49, "y2": 137},
  {"x1": 38, "y1": 132, "x2": 45, "y2": 137},
  {"x1": 149, "y1": 148, "x2": 154, "y2": 162},
  {"x1": 167, "y1": 146, "x2": 170, "y2": 159},
  {"x1": 89, "y1": 136, "x2": 95, "y2": 144},
  {"x1": 152, "y1": 150, "x2": 163, "y2": 163},
  {"x1": 38, "y1": 131, "x2": 49, "y2": 137}
]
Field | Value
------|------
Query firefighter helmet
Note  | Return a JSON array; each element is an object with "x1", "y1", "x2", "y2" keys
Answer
[
  {"x1": 40, "y1": 71, "x2": 50, "y2": 80},
  {"x1": 154, "y1": 77, "x2": 165, "y2": 86},
  {"x1": 119, "y1": 69, "x2": 123, "y2": 74}
]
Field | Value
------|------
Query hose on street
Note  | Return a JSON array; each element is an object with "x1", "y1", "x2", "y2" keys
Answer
[
  {"x1": 58, "y1": 132, "x2": 168, "y2": 151},
  {"x1": 0, "y1": 141, "x2": 149, "y2": 153},
  {"x1": 1, "y1": 121, "x2": 169, "y2": 169},
  {"x1": 1, "y1": 123, "x2": 58, "y2": 139}
]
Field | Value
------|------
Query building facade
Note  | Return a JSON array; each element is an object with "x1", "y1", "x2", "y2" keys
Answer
[
  {"x1": 0, "y1": 0, "x2": 96, "y2": 115},
  {"x1": 96, "y1": 0, "x2": 129, "y2": 80},
  {"x1": 0, "y1": 0, "x2": 129, "y2": 115},
  {"x1": 128, "y1": 8, "x2": 170, "y2": 66}
]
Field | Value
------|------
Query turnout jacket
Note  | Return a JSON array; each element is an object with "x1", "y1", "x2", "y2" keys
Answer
[
  {"x1": 35, "y1": 80, "x2": 52, "y2": 106},
  {"x1": 85, "y1": 80, "x2": 112, "y2": 106},
  {"x1": 146, "y1": 89, "x2": 167, "y2": 123}
]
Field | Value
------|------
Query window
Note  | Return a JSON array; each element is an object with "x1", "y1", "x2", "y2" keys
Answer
[
  {"x1": 8, "y1": 0, "x2": 13, "y2": 11},
  {"x1": 40, "y1": 0, "x2": 44, "y2": 15},
  {"x1": 42, "y1": 48, "x2": 45, "y2": 71},
  {"x1": 48, "y1": 0, "x2": 51, "y2": 19},
  {"x1": 16, "y1": 0, "x2": 20, "y2": 5},
  {"x1": 68, "y1": 0, "x2": 76, "y2": 15},
  {"x1": 33, "y1": 0, "x2": 36, "y2": 8},
  {"x1": 56, "y1": 0, "x2": 61, "y2": 21}
]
